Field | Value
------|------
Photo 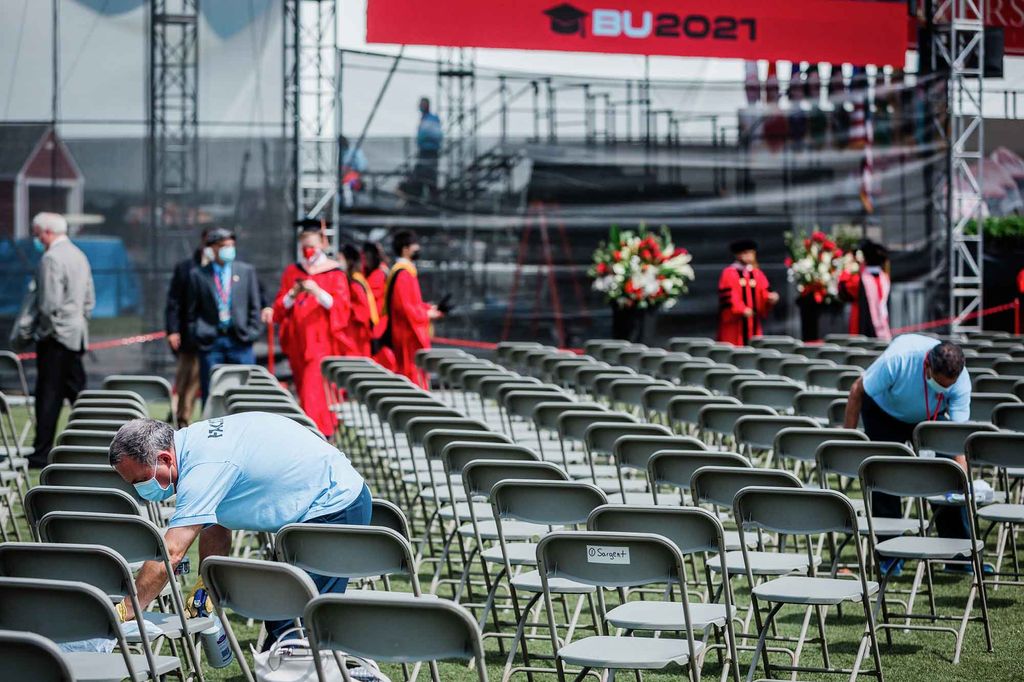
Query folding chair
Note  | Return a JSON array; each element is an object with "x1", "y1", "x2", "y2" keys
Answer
[
  {"x1": 23, "y1": 486, "x2": 139, "y2": 538},
  {"x1": 305, "y1": 592, "x2": 488, "y2": 682},
  {"x1": 55, "y1": 429, "x2": 116, "y2": 449},
  {"x1": 642, "y1": 385, "x2": 711, "y2": 423},
  {"x1": 734, "y1": 380, "x2": 802, "y2": 412},
  {"x1": 793, "y1": 390, "x2": 848, "y2": 423},
  {"x1": 859, "y1": 456, "x2": 992, "y2": 664},
  {"x1": 698, "y1": 404, "x2": 777, "y2": 449},
  {"x1": 0, "y1": 629, "x2": 75, "y2": 681},
  {"x1": 734, "y1": 487, "x2": 883, "y2": 682},
  {"x1": 0, "y1": 542, "x2": 180, "y2": 681},
  {"x1": 647, "y1": 450, "x2": 751, "y2": 510},
  {"x1": 38, "y1": 464, "x2": 154, "y2": 523},
  {"x1": 965, "y1": 431, "x2": 1024, "y2": 587},
  {"x1": 750, "y1": 336, "x2": 800, "y2": 353},
  {"x1": 755, "y1": 353, "x2": 804, "y2": 376},
  {"x1": 771, "y1": 426, "x2": 868, "y2": 475},
  {"x1": 667, "y1": 395, "x2": 740, "y2": 435},
  {"x1": 48, "y1": 445, "x2": 110, "y2": 465},
  {"x1": 993, "y1": 402, "x2": 1024, "y2": 432},
  {"x1": 912, "y1": 421, "x2": 999, "y2": 459},
  {"x1": 0, "y1": 351, "x2": 34, "y2": 445},
  {"x1": 610, "y1": 434, "x2": 705, "y2": 504},
  {"x1": 968, "y1": 393, "x2": 1021, "y2": 422},
  {"x1": 732, "y1": 415, "x2": 819, "y2": 462},
  {"x1": 805, "y1": 366, "x2": 863, "y2": 391},
  {"x1": 587, "y1": 505, "x2": 742, "y2": 682},
  {"x1": 101, "y1": 375, "x2": 173, "y2": 408},
  {"x1": 536, "y1": 531, "x2": 702, "y2": 682},
  {"x1": 37, "y1": 511, "x2": 209, "y2": 677},
  {"x1": 707, "y1": 369, "x2": 764, "y2": 396},
  {"x1": 201, "y1": 556, "x2": 319, "y2": 682},
  {"x1": 370, "y1": 498, "x2": 413, "y2": 541},
  {"x1": 581, "y1": 421, "x2": 672, "y2": 490}
]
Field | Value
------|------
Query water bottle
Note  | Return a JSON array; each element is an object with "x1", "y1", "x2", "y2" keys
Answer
[{"x1": 200, "y1": 618, "x2": 234, "y2": 668}]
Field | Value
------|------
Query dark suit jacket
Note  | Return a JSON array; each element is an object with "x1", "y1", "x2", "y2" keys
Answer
[
  {"x1": 186, "y1": 259, "x2": 263, "y2": 351},
  {"x1": 165, "y1": 251, "x2": 202, "y2": 352}
]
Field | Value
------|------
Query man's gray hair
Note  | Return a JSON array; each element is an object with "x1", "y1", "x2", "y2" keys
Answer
[
  {"x1": 32, "y1": 212, "x2": 68, "y2": 235},
  {"x1": 928, "y1": 341, "x2": 966, "y2": 379},
  {"x1": 109, "y1": 418, "x2": 175, "y2": 467}
]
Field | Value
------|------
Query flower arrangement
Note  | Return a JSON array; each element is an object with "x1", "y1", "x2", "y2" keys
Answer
[
  {"x1": 589, "y1": 224, "x2": 695, "y2": 310},
  {"x1": 783, "y1": 229, "x2": 859, "y2": 304}
]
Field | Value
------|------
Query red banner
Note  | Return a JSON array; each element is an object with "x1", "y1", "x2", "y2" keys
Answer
[{"x1": 366, "y1": 0, "x2": 908, "y2": 65}]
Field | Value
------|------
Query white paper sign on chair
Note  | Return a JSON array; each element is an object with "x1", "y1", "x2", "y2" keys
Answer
[{"x1": 587, "y1": 545, "x2": 631, "y2": 565}]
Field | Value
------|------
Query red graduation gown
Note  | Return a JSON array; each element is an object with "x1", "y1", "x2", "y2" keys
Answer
[
  {"x1": 347, "y1": 272, "x2": 376, "y2": 357},
  {"x1": 839, "y1": 270, "x2": 862, "y2": 335},
  {"x1": 367, "y1": 266, "x2": 388, "y2": 307},
  {"x1": 717, "y1": 263, "x2": 773, "y2": 345},
  {"x1": 385, "y1": 262, "x2": 431, "y2": 389},
  {"x1": 272, "y1": 263, "x2": 351, "y2": 435}
]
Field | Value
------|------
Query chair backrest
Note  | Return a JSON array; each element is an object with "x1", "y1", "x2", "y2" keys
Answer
[
  {"x1": 385, "y1": 406, "x2": 462, "y2": 434},
  {"x1": 706, "y1": 369, "x2": 763, "y2": 395},
  {"x1": 912, "y1": 421, "x2": 999, "y2": 457},
  {"x1": 859, "y1": 456, "x2": 968, "y2": 499},
  {"x1": 276, "y1": 524, "x2": 420, "y2": 593},
  {"x1": 972, "y1": 375, "x2": 1024, "y2": 393},
  {"x1": 732, "y1": 415, "x2": 819, "y2": 451},
  {"x1": 536, "y1": 531, "x2": 689, "y2": 593},
  {"x1": 993, "y1": 403, "x2": 1024, "y2": 432},
  {"x1": 647, "y1": 450, "x2": 750, "y2": 492},
  {"x1": 38, "y1": 464, "x2": 141, "y2": 502},
  {"x1": 0, "y1": 577, "x2": 133, "y2": 673},
  {"x1": 461, "y1": 460, "x2": 568, "y2": 500},
  {"x1": 101, "y1": 375, "x2": 173, "y2": 404},
  {"x1": 734, "y1": 487, "x2": 858, "y2": 537},
  {"x1": 37, "y1": 511, "x2": 167, "y2": 566},
  {"x1": 370, "y1": 499, "x2": 411, "y2": 541},
  {"x1": 815, "y1": 440, "x2": 916, "y2": 480},
  {"x1": 441, "y1": 442, "x2": 539, "y2": 478},
  {"x1": 965, "y1": 431, "x2": 1024, "y2": 471},
  {"x1": 667, "y1": 395, "x2": 739, "y2": 426},
  {"x1": 504, "y1": 391, "x2": 572, "y2": 421},
  {"x1": 403, "y1": 417, "x2": 488, "y2": 446},
  {"x1": 68, "y1": 406, "x2": 145, "y2": 422},
  {"x1": 0, "y1": 629, "x2": 75, "y2": 682},
  {"x1": 54, "y1": 430, "x2": 116, "y2": 449},
  {"x1": 64, "y1": 419, "x2": 132, "y2": 434},
  {"x1": 642, "y1": 386, "x2": 711, "y2": 415},
  {"x1": 827, "y1": 399, "x2": 850, "y2": 427},
  {"x1": 690, "y1": 466, "x2": 802, "y2": 509},
  {"x1": 734, "y1": 380, "x2": 800, "y2": 410},
  {"x1": 421, "y1": 429, "x2": 512, "y2": 462},
  {"x1": 532, "y1": 402, "x2": 605, "y2": 432},
  {"x1": 490, "y1": 479, "x2": 607, "y2": 527},
  {"x1": 556, "y1": 410, "x2": 635, "y2": 442},
  {"x1": 48, "y1": 445, "x2": 111, "y2": 465},
  {"x1": 583, "y1": 422, "x2": 672, "y2": 455},
  {"x1": 773, "y1": 427, "x2": 868, "y2": 464},
  {"x1": 793, "y1": 389, "x2": 848, "y2": 421},
  {"x1": 969, "y1": 392, "x2": 1021, "y2": 422},
  {"x1": 699, "y1": 404, "x2": 777, "y2": 437},
  {"x1": 24, "y1": 487, "x2": 139, "y2": 532},
  {"x1": 589, "y1": 504, "x2": 727, "y2": 556},
  {"x1": 201, "y1": 556, "x2": 318, "y2": 622},
  {"x1": 0, "y1": 351, "x2": 31, "y2": 397},
  {"x1": 612, "y1": 435, "x2": 705, "y2": 472},
  {"x1": 304, "y1": 592, "x2": 488, "y2": 680}
]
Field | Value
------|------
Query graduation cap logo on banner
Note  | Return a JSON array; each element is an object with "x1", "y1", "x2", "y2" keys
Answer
[{"x1": 544, "y1": 3, "x2": 587, "y2": 36}]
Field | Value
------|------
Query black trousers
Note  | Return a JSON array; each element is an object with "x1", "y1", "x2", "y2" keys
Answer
[
  {"x1": 861, "y1": 393, "x2": 968, "y2": 539},
  {"x1": 30, "y1": 337, "x2": 85, "y2": 467}
]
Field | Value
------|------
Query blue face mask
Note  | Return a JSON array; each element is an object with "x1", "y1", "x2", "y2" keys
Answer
[
  {"x1": 926, "y1": 375, "x2": 948, "y2": 396},
  {"x1": 217, "y1": 245, "x2": 236, "y2": 264},
  {"x1": 32, "y1": 237, "x2": 45, "y2": 253},
  {"x1": 134, "y1": 466, "x2": 175, "y2": 502}
]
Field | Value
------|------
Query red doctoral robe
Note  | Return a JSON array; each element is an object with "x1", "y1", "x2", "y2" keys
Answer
[
  {"x1": 347, "y1": 272, "x2": 377, "y2": 357},
  {"x1": 839, "y1": 268, "x2": 892, "y2": 340},
  {"x1": 367, "y1": 266, "x2": 388, "y2": 306},
  {"x1": 718, "y1": 263, "x2": 773, "y2": 345},
  {"x1": 273, "y1": 262, "x2": 351, "y2": 436},
  {"x1": 383, "y1": 260, "x2": 431, "y2": 388}
]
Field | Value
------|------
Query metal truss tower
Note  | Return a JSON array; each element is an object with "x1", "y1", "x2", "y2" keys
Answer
[
  {"x1": 284, "y1": 0, "x2": 339, "y2": 246},
  {"x1": 147, "y1": 0, "x2": 199, "y2": 366},
  {"x1": 438, "y1": 47, "x2": 477, "y2": 200},
  {"x1": 932, "y1": 0, "x2": 986, "y2": 333}
]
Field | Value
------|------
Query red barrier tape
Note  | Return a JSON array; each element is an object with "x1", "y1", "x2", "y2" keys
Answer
[
  {"x1": 889, "y1": 301, "x2": 1018, "y2": 335},
  {"x1": 16, "y1": 331, "x2": 168, "y2": 361}
]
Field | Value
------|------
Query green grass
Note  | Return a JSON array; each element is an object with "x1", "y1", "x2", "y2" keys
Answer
[{"x1": 10, "y1": 405, "x2": 1024, "y2": 681}]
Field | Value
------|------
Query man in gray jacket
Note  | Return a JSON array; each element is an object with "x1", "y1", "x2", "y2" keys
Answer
[{"x1": 28, "y1": 212, "x2": 95, "y2": 467}]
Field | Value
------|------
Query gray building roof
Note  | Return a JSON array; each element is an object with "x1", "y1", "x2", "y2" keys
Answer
[{"x1": 0, "y1": 123, "x2": 51, "y2": 179}]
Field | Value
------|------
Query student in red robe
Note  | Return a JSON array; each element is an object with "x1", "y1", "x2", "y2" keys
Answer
[
  {"x1": 272, "y1": 227, "x2": 351, "y2": 436},
  {"x1": 379, "y1": 231, "x2": 441, "y2": 388},
  {"x1": 362, "y1": 241, "x2": 389, "y2": 304},
  {"x1": 718, "y1": 239, "x2": 778, "y2": 345},
  {"x1": 839, "y1": 240, "x2": 892, "y2": 341},
  {"x1": 340, "y1": 244, "x2": 377, "y2": 357}
]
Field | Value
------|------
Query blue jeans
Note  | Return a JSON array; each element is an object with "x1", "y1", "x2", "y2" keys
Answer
[
  {"x1": 265, "y1": 484, "x2": 373, "y2": 645},
  {"x1": 199, "y1": 335, "x2": 255, "y2": 404}
]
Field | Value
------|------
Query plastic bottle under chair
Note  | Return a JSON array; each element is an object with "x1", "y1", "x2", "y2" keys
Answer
[{"x1": 200, "y1": 617, "x2": 234, "y2": 669}]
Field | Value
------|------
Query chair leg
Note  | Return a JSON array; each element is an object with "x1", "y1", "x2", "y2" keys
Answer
[{"x1": 744, "y1": 601, "x2": 784, "y2": 682}]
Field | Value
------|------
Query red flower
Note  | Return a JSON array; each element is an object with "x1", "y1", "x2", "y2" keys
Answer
[
  {"x1": 596, "y1": 262, "x2": 608, "y2": 275},
  {"x1": 673, "y1": 247, "x2": 688, "y2": 257},
  {"x1": 823, "y1": 240, "x2": 836, "y2": 250},
  {"x1": 812, "y1": 231, "x2": 827, "y2": 242},
  {"x1": 803, "y1": 238, "x2": 811, "y2": 249},
  {"x1": 784, "y1": 257, "x2": 793, "y2": 268},
  {"x1": 624, "y1": 281, "x2": 635, "y2": 294},
  {"x1": 834, "y1": 248, "x2": 843, "y2": 257},
  {"x1": 612, "y1": 250, "x2": 622, "y2": 262}
]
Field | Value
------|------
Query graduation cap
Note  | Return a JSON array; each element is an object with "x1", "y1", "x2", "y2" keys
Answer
[
  {"x1": 730, "y1": 239, "x2": 758, "y2": 255},
  {"x1": 544, "y1": 3, "x2": 587, "y2": 36},
  {"x1": 293, "y1": 217, "x2": 331, "y2": 234}
]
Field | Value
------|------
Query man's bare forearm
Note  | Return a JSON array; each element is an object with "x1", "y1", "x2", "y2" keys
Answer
[
  {"x1": 845, "y1": 378, "x2": 864, "y2": 430},
  {"x1": 199, "y1": 524, "x2": 232, "y2": 563}
]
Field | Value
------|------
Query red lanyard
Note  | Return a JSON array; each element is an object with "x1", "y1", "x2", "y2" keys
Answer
[
  {"x1": 922, "y1": 363, "x2": 943, "y2": 421},
  {"x1": 213, "y1": 269, "x2": 231, "y2": 305}
]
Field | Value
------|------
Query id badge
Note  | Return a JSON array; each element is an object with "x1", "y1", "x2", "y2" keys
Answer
[{"x1": 218, "y1": 309, "x2": 231, "y2": 323}]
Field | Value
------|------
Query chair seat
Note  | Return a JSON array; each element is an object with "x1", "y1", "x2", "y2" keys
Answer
[
  {"x1": 0, "y1": 447, "x2": 31, "y2": 461},
  {"x1": 753, "y1": 576, "x2": 878, "y2": 606},
  {"x1": 605, "y1": 600, "x2": 730, "y2": 631},
  {"x1": 481, "y1": 542, "x2": 537, "y2": 566},
  {"x1": 857, "y1": 516, "x2": 920, "y2": 536},
  {"x1": 875, "y1": 536, "x2": 983, "y2": 560},
  {"x1": 606, "y1": 491, "x2": 682, "y2": 506},
  {"x1": 137, "y1": 612, "x2": 214, "y2": 639},
  {"x1": 709, "y1": 551, "x2": 816, "y2": 576},
  {"x1": 721, "y1": 530, "x2": 759, "y2": 551},
  {"x1": 64, "y1": 651, "x2": 182, "y2": 680},
  {"x1": 558, "y1": 635, "x2": 703, "y2": 669},
  {"x1": 459, "y1": 520, "x2": 553, "y2": 541},
  {"x1": 441, "y1": 502, "x2": 492, "y2": 522},
  {"x1": 420, "y1": 486, "x2": 467, "y2": 503},
  {"x1": 511, "y1": 570, "x2": 595, "y2": 594},
  {"x1": 3, "y1": 395, "x2": 32, "y2": 407},
  {"x1": 977, "y1": 503, "x2": 1024, "y2": 523},
  {"x1": 595, "y1": 477, "x2": 650, "y2": 494},
  {"x1": 566, "y1": 464, "x2": 618, "y2": 479}
]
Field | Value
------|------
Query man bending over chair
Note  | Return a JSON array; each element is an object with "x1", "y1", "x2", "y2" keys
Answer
[{"x1": 108, "y1": 412, "x2": 372, "y2": 646}]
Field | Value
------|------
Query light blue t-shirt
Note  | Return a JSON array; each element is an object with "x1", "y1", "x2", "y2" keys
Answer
[
  {"x1": 168, "y1": 413, "x2": 365, "y2": 531},
  {"x1": 862, "y1": 334, "x2": 971, "y2": 424}
]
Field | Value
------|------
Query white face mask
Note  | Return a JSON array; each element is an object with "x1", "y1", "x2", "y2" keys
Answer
[
  {"x1": 202, "y1": 246, "x2": 214, "y2": 263},
  {"x1": 926, "y1": 374, "x2": 948, "y2": 395}
]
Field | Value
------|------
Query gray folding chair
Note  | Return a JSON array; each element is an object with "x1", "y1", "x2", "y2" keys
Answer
[
  {"x1": 793, "y1": 390, "x2": 848, "y2": 423},
  {"x1": 306, "y1": 592, "x2": 488, "y2": 682},
  {"x1": 0, "y1": 576, "x2": 164, "y2": 682},
  {"x1": 968, "y1": 393, "x2": 1022, "y2": 422},
  {"x1": 734, "y1": 487, "x2": 882, "y2": 682},
  {"x1": 37, "y1": 511, "x2": 208, "y2": 677},
  {"x1": 698, "y1": 404, "x2": 777, "y2": 449},
  {"x1": 48, "y1": 445, "x2": 111, "y2": 466},
  {"x1": 965, "y1": 432, "x2": 1024, "y2": 587},
  {"x1": 54, "y1": 430, "x2": 116, "y2": 449},
  {"x1": 667, "y1": 395, "x2": 740, "y2": 434},
  {"x1": 588, "y1": 504, "x2": 742, "y2": 682},
  {"x1": 912, "y1": 421, "x2": 999, "y2": 459},
  {"x1": 647, "y1": 449, "x2": 751, "y2": 508},
  {"x1": 732, "y1": 415, "x2": 819, "y2": 460},
  {"x1": 0, "y1": 629, "x2": 75, "y2": 682},
  {"x1": 993, "y1": 402, "x2": 1024, "y2": 432},
  {"x1": 859, "y1": 456, "x2": 992, "y2": 664},
  {"x1": 771, "y1": 426, "x2": 868, "y2": 473},
  {"x1": 23, "y1": 486, "x2": 140, "y2": 538},
  {"x1": 201, "y1": 556, "x2": 319, "y2": 682},
  {"x1": 0, "y1": 350, "x2": 35, "y2": 444},
  {"x1": 735, "y1": 380, "x2": 802, "y2": 412},
  {"x1": 370, "y1": 499, "x2": 412, "y2": 541},
  {"x1": 536, "y1": 531, "x2": 702, "y2": 682},
  {"x1": 0, "y1": 542, "x2": 178, "y2": 681},
  {"x1": 610, "y1": 434, "x2": 705, "y2": 504},
  {"x1": 101, "y1": 375, "x2": 173, "y2": 409}
]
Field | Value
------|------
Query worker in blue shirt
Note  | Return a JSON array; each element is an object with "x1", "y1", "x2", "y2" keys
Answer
[
  {"x1": 844, "y1": 334, "x2": 977, "y2": 572},
  {"x1": 410, "y1": 96, "x2": 443, "y2": 199},
  {"x1": 108, "y1": 412, "x2": 371, "y2": 646}
]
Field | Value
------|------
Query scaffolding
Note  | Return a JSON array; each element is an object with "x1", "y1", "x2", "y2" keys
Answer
[{"x1": 284, "y1": 0, "x2": 339, "y2": 247}]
